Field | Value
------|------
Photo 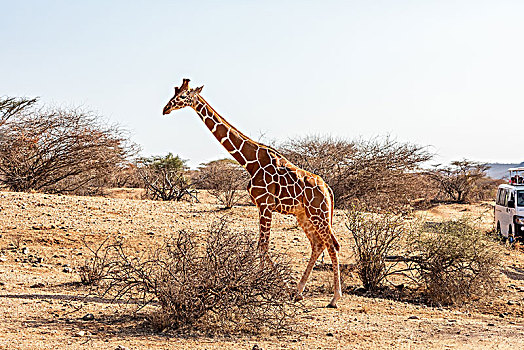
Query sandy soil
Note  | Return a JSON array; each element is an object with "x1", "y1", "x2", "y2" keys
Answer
[{"x1": 1, "y1": 190, "x2": 524, "y2": 349}]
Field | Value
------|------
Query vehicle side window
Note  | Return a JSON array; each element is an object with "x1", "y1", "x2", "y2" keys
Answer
[
  {"x1": 502, "y1": 189, "x2": 509, "y2": 206},
  {"x1": 518, "y1": 191, "x2": 524, "y2": 207},
  {"x1": 507, "y1": 191, "x2": 515, "y2": 208},
  {"x1": 496, "y1": 189, "x2": 504, "y2": 205}
]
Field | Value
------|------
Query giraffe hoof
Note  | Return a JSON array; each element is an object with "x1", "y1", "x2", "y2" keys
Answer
[
  {"x1": 326, "y1": 303, "x2": 338, "y2": 308},
  {"x1": 294, "y1": 293, "x2": 304, "y2": 302}
]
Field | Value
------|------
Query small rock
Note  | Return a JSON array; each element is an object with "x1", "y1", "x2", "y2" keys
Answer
[
  {"x1": 74, "y1": 330, "x2": 86, "y2": 337},
  {"x1": 408, "y1": 316, "x2": 420, "y2": 320},
  {"x1": 326, "y1": 332, "x2": 334, "y2": 336},
  {"x1": 147, "y1": 231, "x2": 155, "y2": 236},
  {"x1": 63, "y1": 267, "x2": 72, "y2": 273},
  {"x1": 252, "y1": 345, "x2": 261, "y2": 350},
  {"x1": 487, "y1": 323, "x2": 495, "y2": 326},
  {"x1": 30, "y1": 282, "x2": 45, "y2": 288},
  {"x1": 0, "y1": 256, "x2": 7, "y2": 262},
  {"x1": 21, "y1": 247, "x2": 29, "y2": 255},
  {"x1": 115, "y1": 346, "x2": 130, "y2": 350},
  {"x1": 499, "y1": 313, "x2": 505, "y2": 318},
  {"x1": 82, "y1": 313, "x2": 95, "y2": 321}
]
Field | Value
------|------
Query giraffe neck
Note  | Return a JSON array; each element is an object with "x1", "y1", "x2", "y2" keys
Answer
[{"x1": 192, "y1": 96, "x2": 269, "y2": 174}]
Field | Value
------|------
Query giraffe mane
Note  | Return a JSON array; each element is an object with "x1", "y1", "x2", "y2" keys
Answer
[{"x1": 197, "y1": 95, "x2": 286, "y2": 159}]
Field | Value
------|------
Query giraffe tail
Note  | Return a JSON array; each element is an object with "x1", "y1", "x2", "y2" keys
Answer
[{"x1": 331, "y1": 232, "x2": 340, "y2": 252}]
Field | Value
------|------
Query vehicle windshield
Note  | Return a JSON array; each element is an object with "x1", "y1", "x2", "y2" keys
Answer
[{"x1": 518, "y1": 191, "x2": 524, "y2": 207}]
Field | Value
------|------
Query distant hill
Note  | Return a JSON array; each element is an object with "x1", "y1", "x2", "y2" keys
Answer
[{"x1": 486, "y1": 162, "x2": 524, "y2": 179}]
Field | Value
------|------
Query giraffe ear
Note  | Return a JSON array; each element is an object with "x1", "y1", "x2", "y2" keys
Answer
[{"x1": 174, "y1": 87, "x2": 180, "y2": 95}]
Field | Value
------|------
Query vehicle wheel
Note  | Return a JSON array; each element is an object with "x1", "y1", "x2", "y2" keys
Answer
[
  {"x1": 508, "y1": 226, "x2": 514, "y2": 244},
  {"x1": 496, "y1": 222, "x2": 505, "y2": 241}
]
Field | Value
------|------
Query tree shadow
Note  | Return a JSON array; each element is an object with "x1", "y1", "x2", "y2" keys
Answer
[
  {"x1": 0, "y1": 293, "x2": 147, "y2": 305},
  {"x1": 502, "y1": 266, "x2": 524, "y2": 281}
]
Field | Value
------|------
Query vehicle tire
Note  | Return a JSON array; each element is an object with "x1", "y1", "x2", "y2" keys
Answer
[
  {"x1": 496, "y1": 222, "x2": 505, "y2": 241},
  {"x1": 509, "y1": 225, "x2": 514, "y2": 244}
]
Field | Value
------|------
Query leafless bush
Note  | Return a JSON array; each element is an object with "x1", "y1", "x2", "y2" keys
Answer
[
  {"x1": 110, "y1": 162, "x2": 142, "y2": 188},
  {"x1": 138, "y1": 153, "x2": 196, "y2": 201},
  {"x1": 346, "y1": 202, "x2": 409, "y2": 291},
  {"x1": 79, "y1": 236, "x2": 114, "y2": 286},
  {"x1": 280, "y1": 135, "x2": 432, "y2": 209},
  {"x1": 428, "y1": 160, "x2": 491, "y2": 203},
  {"x1": 85, "y1": 220, "x2": 299, "y2": 334},
  {"x1": 0, "y1": 102, "x2": 136, "y2": 194},
  {"x1": 407, "y1": 218, "x2": 501, "y2": 305},
  {"x1": 196, "y1": 158, "x2": 249, "y2": 208}
]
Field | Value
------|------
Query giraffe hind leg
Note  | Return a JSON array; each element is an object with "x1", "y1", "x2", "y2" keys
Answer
[
  {"x1": 295, "y1": 242, "x2": 324, "y2": 301},
  {"x1": 294, "y1": 211, "x2": 325, "y2": 301},
  {"x1": 301, "y1": 212, "x2": 342, "y2": 308},
  {"x1": 325, "y1": 241, "x2": 342, "y2": 308}
]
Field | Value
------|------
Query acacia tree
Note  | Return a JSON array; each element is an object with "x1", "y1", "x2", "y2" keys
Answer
[
  {"x1": 138, "y1": 153, "x2": 195, "y2": 201},
  {"x1": 0, "y1": 96, "x2": 37, "y2": 127},
  {"x1": 280, "y1": 135, "x2": 432, "y2": 209},
  {"x1": 0, "y1": 102, "x2": 135, "y2": 194},
  {"x1": 428, "y1": 160, "x2": 490, "y2": 203},
  {"x1": 196, "y1": 158, "x2": 249, "y2": 208}
]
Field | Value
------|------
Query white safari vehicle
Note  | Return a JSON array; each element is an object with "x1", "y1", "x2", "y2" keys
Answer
[{"x1": 495, "y1": 167, "x2": 524, "y2": 242}]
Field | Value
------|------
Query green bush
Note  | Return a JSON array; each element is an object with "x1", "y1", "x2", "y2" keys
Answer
[{"x1": 408, "y1": 219, "x2": 501, "y2": 305}]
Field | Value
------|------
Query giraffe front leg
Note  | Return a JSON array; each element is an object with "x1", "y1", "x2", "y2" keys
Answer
[{"x1": 257, "y1": 206, "x2": 272, "y2": 253}]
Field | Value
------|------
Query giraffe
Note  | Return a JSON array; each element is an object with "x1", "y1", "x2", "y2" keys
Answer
[{"x1": 163, "y1": 79, "x2": 342, "y2": 307}]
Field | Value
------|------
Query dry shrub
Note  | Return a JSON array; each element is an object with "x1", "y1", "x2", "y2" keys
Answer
[
  {"x1": 0, "y1": 102, "x2": 136, "y2": 194},
  {"x1": 280, "y1": 135, "x2": 432, "y2": 209},
  {"x1": 79, "y1": 236, "x2": 113, "y2": 286},
  {"x1": 83, "y1": 220, "x2": 299, "y2": 334},
  {"x1": 195, "y1": 158, "x2": 249, "y2": 208},
  {"x1": 346, "y1": 202, "x2": 409, "y2": 291},
  {"x1": 408, "y1": 219, "x2": 501, "y2": 305}
]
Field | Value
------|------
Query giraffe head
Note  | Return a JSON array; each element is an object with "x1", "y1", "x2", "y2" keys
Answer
[{"x1": 162, "y1": 78, "x2": 204, "y2": 115}]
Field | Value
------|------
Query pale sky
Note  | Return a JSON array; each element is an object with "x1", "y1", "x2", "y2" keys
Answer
[{"x1": 2, "y1": 0, "x2": 523, "y2": 168}]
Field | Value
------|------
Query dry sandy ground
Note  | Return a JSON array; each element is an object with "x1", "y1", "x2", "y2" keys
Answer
[{"x1": 1, "y1": 190, "x2": 524, "y2": 349}]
